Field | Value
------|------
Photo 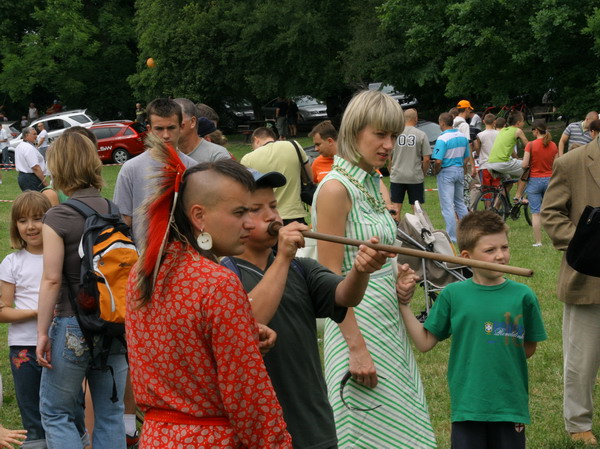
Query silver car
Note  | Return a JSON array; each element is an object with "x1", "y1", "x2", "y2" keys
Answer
[{"x1": 8, "y1": 109, "x2": 99, "y2": 161}]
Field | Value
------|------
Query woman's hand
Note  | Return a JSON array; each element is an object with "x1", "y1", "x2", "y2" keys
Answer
[
  {"x1": 36, "y1": 334, "x2": 52, "y2": 369},
  {"x1": 354, "y1": 237, "x2": 395, "y2": 274},
  {"x1": 348, "y1": 345, "x2": 378, "y2": 388}
]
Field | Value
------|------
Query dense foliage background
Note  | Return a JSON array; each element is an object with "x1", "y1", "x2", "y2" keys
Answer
[{"x1": 0, "y1": 0, "x2": 598, "y2": 119}]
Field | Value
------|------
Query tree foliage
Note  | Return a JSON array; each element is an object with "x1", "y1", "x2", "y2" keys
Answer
[
  {"x1": 378, "y1": 0, "x2": 599, "y2": 116},
  {"x1": 0, "y1": 0, "x2": 136, "y2": 118},
  {"x1": 1, "y1": 0, "x2": 597, "y2": 120}
]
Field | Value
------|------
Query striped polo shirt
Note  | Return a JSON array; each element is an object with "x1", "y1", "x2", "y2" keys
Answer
[
  {"x1": 563, "y1": 121, "x2": 593, "y2": 150},
  {"x1": 432, "y1": 129, "x2": 470, "y2": 168}
]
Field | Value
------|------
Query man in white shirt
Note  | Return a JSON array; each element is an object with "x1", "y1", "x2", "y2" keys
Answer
[
  {"x1": 453, "y1": 99, "x2": 473, "y2": 140},
  {"x1": 36, "y1": 122, "x2": 49, "y2": 159},
  {"x1": 15, "y1": 127, "x2": 47, "y2": 192}
]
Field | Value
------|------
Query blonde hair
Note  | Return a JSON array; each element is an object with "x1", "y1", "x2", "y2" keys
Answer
[
  {"x1": 46, "y1": 132, "x2": 104, "y2": 195},
  {"x1": 338, "y1": 90, "x2": 405, "y2": 165},
  {"x1": 10, "y1": 191, "x2": 52, "y2": 249}
]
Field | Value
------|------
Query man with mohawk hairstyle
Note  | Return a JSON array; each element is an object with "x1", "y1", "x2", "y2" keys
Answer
[{"x1": 126, "y1": 136, "x2": 292, "y2": 449}]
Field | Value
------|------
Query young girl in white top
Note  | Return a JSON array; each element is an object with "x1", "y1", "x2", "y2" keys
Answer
[{"x1": 0, "y1": 191, "x2": 51, "y2": 449}]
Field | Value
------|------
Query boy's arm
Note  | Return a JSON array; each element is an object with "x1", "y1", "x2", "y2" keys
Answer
[
  {"x1": 398, "y1": 303, "x2": 439, "y2": 352},
  {"x1": 524, "y1": 341, "x2": 537, "y2": 358},
  {"x1": 516, "y1": 129, "x2": 529, "y2": 149}
]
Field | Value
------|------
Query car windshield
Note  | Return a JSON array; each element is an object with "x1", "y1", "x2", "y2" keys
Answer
[
  {"x1": 86, "y1": 112, "x2": 100, "y2": 122},
  {"x1": 295, "y1": 96, "x2": 324, "y2": 107},
  {"x1": 368, "y1": 82, "x2": 400, "y2": 95},
  {"x1": 417, "y1": 121, "x2": 442, "y2": 143}
]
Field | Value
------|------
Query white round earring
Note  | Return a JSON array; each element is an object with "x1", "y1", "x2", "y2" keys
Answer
[{"x1": 197, "y1": 231, "x2": 213, "y2": 251}]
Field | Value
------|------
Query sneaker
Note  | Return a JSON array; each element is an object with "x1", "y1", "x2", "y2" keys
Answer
[
  {"x1": 532, "y1": 243, "x2": 542, "y2": 247},
  {"x1": 570, "y1": 431, "x2": 598, "y2": 445},
  {"x1": 126, "y1": 431, "x2": 140, "y2": 448}
]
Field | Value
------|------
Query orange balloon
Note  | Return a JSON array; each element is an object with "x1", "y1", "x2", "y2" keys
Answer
[{"x1": 146, "y1": 57, "x2": 156, "y2": 68}]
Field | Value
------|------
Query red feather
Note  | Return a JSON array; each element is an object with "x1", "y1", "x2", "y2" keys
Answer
[{"x1": 137, "y1": 135, "x2": 186, "y2": 284}]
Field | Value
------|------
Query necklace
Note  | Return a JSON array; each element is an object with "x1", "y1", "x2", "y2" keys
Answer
[{"x1": 333, "y1": 164, "x2": 387, "y2": 214}]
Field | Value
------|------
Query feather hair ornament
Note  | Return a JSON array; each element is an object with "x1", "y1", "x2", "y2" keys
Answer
[{"x1": 136, "y1": 134, "x2": 187, "y2": 294}]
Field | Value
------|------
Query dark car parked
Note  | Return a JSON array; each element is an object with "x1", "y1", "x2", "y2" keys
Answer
[
  {"x1": 90, "y1": 121, "x2": 147, "y2": 164},
  {"x1": 261, "y1": 96, "x2": 327, "y2": 126},
  {"x1": 219, "y1": 100, "x2": 256, "y2": 133}
]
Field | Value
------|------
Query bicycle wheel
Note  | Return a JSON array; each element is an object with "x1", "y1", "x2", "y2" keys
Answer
[
  {"x1": 472, "y1": 188, "x2": 498, "y2": 212},
  {"x1": 472, "y1": 188, "x2": 490, "y2": 212},
  {"x1": 524, "y1": 107, "x2": 535, "y2": 125},
  {"x1": 475, "y1": 189, "x2": 511, "y2": 220},
  {"x1": 496, "y1": 108, "x2": 510, "y2": 120}
]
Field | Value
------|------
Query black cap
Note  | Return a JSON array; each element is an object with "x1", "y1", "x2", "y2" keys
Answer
[
  {"x1": 197, "y1": 117, "x2": 217, "y2": 137},
  {"x1": 246, "y1": 168, "x2": 286, "y2": 188}
]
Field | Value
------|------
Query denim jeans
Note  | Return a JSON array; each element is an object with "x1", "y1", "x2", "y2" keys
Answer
[
  {"x1": 1, "y1": 146, "x2": 9, "y2": 167},
  {"x1": 40, "y1": 316, "x2": 127, "y2": 449},
  {"x1": 437, "y1": 166, "x2": 469, "y2": 242},
  {"x1": 525, "y1": 176, "x2": 550, "y2": 214},
  {"x1": 9, "y1": 346, "x2": 46, "y2": 449}
]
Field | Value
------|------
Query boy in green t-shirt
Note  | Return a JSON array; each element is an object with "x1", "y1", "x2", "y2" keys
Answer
[{"x1": 400, "y1": 210, "x2": 547, "y2": 449}]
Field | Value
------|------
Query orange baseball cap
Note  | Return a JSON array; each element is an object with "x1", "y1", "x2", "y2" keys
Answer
[{"x1": 457, "y1": 100, "x2": 473, "y2": 110}]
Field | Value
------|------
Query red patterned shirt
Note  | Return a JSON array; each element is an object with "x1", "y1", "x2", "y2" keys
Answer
[{"x1": 126, "y1": 241, "x2": 292, "y2": 448}]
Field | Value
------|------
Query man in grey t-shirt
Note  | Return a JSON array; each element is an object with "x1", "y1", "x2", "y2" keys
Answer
[
  {"x1": 558, "y1": 111, "x2": 599, "y2": 156},
  {"x1": 113, "y1": 98, "x2": 196, "y2": 242},
  {"x1": 174, "y1": 98, "x2": 230, "y2": 164},
  {"x1": 389, "y1": 108, "x2": 431, "y2": 215}
]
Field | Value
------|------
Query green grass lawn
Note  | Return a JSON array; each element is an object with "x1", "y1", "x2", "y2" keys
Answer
[{"x1": 1, "y1": 129, "x2": 595, "y2": 448}]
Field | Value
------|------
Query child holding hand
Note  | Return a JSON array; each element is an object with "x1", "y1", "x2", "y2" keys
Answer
[
  {"x1": 400, "y1": 210, "x2": 547, "y2": 449},
  {"x1": 0, "y1": 191, "x2": 52, "y2": 448}
]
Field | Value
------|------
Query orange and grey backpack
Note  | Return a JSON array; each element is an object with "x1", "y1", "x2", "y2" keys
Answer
[{"x1": 65, "y1": 198, "x2": 138, "y2": 400}]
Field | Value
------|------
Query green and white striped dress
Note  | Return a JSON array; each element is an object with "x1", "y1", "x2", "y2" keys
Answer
[{"x1": 312, "y1": 156, "x2": 436, "y2": 449}]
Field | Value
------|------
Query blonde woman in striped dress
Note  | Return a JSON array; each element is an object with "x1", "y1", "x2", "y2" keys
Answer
[{"x1": 312, "y1": 90, "x2": 436, "y2": 448}]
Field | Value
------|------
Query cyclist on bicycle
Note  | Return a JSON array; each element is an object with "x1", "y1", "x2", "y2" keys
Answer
[{"x1": 486, "y1": 111, "x2": 529, "y2": 203}]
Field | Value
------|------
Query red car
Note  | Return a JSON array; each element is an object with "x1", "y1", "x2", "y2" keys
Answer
[{"x1": 90, "y1": 121, "x2": 147, "y2": 163}]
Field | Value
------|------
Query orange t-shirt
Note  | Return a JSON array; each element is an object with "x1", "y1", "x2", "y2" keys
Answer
[
  {"x1": 312, "y1": 156, "x2": 334, "y2": 183},
  {"x1": 525, "y1": 139, "x2": 558, "y2": 178}
]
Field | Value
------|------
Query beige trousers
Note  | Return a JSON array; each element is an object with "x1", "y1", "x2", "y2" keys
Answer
[{"x1": 563, "y1": 303, "x2": 600, "y2": 432}]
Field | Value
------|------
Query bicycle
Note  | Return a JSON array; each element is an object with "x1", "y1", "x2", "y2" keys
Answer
[
  {"x1": 471, "y1": 178, "x2": 532, "y2": 225},
  {"x1": 482, "y1": 94, "x2": 535, "y2": 125}
]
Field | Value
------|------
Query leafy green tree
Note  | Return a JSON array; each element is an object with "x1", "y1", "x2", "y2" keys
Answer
[
  {"x1": 377, "y1": 0, "x2": 599, "y2": 116},
  {"x1": 0, "y1": 0, "x2": 136, "y2": 119},
  {"x1": 130, "y1": 0, "x2": 353, "y2": 116}
]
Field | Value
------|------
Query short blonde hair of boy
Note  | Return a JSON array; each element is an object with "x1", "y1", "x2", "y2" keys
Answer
[
  {"x1": 457, "y1": 210, "x2": 509, "y2": 253},
  {"x1": 10, "y1": 191, "x2": 52, "y2": 249},
  {"x1": 338, "y1": 90, "x2": 405, "y2": 166},
  {"x1": 46, "y1": 132, "x2": 104, "y2": 195}
]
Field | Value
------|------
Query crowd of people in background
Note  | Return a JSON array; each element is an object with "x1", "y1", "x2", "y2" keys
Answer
[{"x1": 0, "y1": 91, "x2": 599, "y2": 449}]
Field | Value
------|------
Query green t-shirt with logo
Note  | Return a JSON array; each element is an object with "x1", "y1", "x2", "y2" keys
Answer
[{"x1": 424, "y1": 278, "x2": 547, "y2": 424}]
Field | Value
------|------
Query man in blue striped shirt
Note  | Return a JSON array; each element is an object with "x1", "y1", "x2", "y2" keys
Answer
[{"x1": 432, "y1": 112, "x2": 471, "y2": 242}]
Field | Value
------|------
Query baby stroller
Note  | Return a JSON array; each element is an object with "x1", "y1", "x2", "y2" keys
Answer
[{"x1": 396, "y1": 202, "x2": 472, "y2": 322}]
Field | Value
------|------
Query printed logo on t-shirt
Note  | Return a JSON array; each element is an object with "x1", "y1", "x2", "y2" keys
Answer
[{"x1": 484, "y1": 312, "x2": 525, "y2": 345}]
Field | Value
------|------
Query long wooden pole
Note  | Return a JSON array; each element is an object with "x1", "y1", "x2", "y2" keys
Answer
[{"x1": 268, "y1": 222, "x2": 533, "y2": 278}]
